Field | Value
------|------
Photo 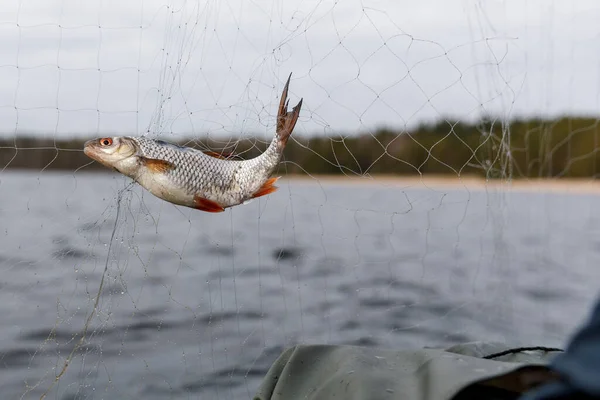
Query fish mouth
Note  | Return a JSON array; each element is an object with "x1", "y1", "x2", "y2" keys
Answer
[
  {"x1": 83, "y1": 139, "x2": 109, "y2": 165},
  {"x1": 83, "y1": 139, "x2": 97, "y2": 159}
]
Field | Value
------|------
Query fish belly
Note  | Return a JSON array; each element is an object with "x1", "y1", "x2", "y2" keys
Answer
[{"x1": 136, "y1": 169, "x2": 195, "y2": 208}]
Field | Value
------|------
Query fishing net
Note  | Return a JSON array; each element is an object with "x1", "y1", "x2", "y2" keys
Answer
[{"x1": 1, "y1": 1, "x2": 600, "y2": 399}]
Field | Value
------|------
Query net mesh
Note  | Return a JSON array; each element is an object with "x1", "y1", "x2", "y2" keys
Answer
[{"x1": 1, "y1": 1, "x2": 600, "y2": 399}]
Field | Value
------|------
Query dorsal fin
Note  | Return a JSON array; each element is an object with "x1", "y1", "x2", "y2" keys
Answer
[
  {"x1": 203, "y1": 151, "x2": 243, "y2": 161},
  {"x1": 204, "y1": 151, "x2": 231, "y2": 160}
]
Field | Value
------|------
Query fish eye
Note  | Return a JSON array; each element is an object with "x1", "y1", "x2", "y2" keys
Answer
[{"x1": 100, "y1": 138, "x2": 113, "y2": 146}]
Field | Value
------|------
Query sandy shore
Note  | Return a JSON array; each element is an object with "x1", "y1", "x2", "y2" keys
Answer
[{"x1": 280, "y1": 174, "x2": 600, "y2": 194}]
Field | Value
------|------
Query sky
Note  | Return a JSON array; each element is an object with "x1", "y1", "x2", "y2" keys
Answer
[{"x1": 1, "y1": 0, "x2": 600, "y2": 139}]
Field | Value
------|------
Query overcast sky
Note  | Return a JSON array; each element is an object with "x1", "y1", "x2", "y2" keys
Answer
[{"x1": 1, "y1": 0, "x2": 599, "y2": 139}]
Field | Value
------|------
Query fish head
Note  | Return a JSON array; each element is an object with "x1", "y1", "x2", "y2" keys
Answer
[{"x1": 84, "y1": 137, "x2": 139, "y2": 173}]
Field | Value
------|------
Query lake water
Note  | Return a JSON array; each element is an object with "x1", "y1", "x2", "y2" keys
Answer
[{"x1": 0, "y1": 171, "x2": 599, "y2": 399}]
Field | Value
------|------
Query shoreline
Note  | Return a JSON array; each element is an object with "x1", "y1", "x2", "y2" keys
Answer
[
  {"x1": 280, "y1": 174, "x2": 600, "y2": 193},
  {"x1": 3, "y1": 169, "x2": 600, "y2": 193}
]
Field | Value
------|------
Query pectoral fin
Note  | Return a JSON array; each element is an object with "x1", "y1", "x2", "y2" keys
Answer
[
  {"x1": 141, "y1": 157, "x2": 176, "y2": 173},
  {"x1": 193, "y1": 195, "x2": 225, "y2": 212}
]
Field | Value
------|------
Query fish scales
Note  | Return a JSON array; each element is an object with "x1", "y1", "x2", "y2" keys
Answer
[
  {"x1": 131, "y1": 136, "x2": 281, "y2": 204},
  {"x1": 83, "y1": 73, "x2": 302, "y2": 212}
]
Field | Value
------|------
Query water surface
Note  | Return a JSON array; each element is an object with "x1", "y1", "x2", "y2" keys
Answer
[{"x1": 0, "y1": 172, "x2": 598, "y2": 399}]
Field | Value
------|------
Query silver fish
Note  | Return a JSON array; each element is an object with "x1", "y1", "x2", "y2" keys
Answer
[{"x1": 84, "y1": 74, "x2": 302, "y2": 212}]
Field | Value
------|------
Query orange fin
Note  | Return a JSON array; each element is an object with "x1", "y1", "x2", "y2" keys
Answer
[
  {"x1": 251, "y1": 177, "x2": 280, "y2": 199},
  {"x1": 193, "y1": 195, "x2": 225, "y2": 213},
  {"x1": 141, "y1": 157, "x2": 175, "y2": 173}
]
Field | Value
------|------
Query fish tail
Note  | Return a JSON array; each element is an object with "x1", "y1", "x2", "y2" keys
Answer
[{"x1": 276, "y1": 73, "x2": 303, "y2": 146}]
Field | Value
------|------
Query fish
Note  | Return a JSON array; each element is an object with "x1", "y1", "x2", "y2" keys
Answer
[{"x1": 83, "y1": 73, "x2": 302, "y2": 212}]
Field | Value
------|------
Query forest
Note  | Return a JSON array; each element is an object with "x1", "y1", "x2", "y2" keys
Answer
[{"x1": 2, "y1": 116, "x2": 600, "y2": 179}]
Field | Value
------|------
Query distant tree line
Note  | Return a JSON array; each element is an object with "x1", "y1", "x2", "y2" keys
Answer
[{"x1": 2, "y1": 116, "x2": 600, "y2": 178}]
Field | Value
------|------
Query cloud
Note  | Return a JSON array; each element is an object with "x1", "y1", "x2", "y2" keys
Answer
[{"x1": 1, "y1": 0, "x2": 599, "y2": 138}]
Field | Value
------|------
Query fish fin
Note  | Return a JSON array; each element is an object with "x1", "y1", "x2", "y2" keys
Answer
[
  {"x1": 204, "y1": 151, "x2": 229, "y2": 160},
  {"x1": 203, "y1": 151, "x2": 243, "y2": 161},
  {"x1": 276, "y1": 73, "x2": 303, "y2": 145},
  {"x1": 251, "y1": 177, "x2": 280, "y2": 199},
  {"x1": 141, "y1": 157, "x2": 175, "y2": 173},
  {"x1": 193, "y1": 195, "x2": 225, "y2": 213}
]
